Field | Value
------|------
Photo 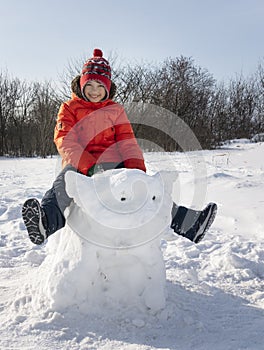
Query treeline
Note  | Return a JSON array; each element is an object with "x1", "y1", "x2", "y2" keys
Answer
[
  {"x1": 111, "y1": 57, "x2": 264, "y2": 151},
  {"x1": 1, "y1": 56, "x2": 264, "y2": 157},
  {"x1": 0, "y1": 73, "x2": 59, "y2": 157}
]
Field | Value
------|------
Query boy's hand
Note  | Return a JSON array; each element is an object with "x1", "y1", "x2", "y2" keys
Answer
[{"x1": 87, "y1": 164, "x2": 104, "y2": 177}]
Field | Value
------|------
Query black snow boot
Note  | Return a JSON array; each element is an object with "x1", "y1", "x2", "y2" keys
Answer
[
  {"x1": 171, "y1": 202, "x2": 217, "y2": 243},
  {"x1": 22, "y1": 198, "x2": 48, "y2": 245}
]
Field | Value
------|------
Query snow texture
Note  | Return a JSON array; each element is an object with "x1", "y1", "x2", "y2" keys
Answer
[{"x1": 1, "y1": 140, "x2": 264, "y2": 350}]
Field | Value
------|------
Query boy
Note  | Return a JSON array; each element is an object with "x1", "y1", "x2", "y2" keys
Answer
[{"x1": 22, "y1": 49, "x2": 217, "y2": 245}]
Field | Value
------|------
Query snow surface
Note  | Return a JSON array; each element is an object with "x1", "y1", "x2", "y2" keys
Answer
[{"x1": 1, "y1": 140, "x2": 264, "y2": 350}]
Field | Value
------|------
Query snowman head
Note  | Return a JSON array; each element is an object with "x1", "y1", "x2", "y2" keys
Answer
[{"x1": 65, "y1": 169, "x2": 177, "y2": 248}]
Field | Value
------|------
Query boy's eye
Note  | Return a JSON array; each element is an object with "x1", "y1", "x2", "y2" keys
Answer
[{"x1": 86, "y1": 83, "x2": 104, "y2": 88}]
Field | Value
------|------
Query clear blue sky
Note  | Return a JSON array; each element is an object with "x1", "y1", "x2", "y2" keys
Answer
[{"x1": 0, "y1": 0, "x2": 263, "y2": 83}]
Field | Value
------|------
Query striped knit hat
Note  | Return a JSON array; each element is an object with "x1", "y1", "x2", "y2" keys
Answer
[{"x1": 80, "y1": 49, "x2": 111, "y2": 101}]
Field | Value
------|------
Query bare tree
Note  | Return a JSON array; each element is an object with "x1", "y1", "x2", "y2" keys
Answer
[
  {"x1": 27, "y1": 82, "x2": 60, "y2": 157},
  {"x1": 225, "y1": 75, "x2": 257, "y2": 140},
  {"x1": 7, "y1": 81, "x2": 37, "y2": 156},
  {"x1": 252, "y1": 61, "x2": 264, "y2": 135},
  {"x1": 0, "y1": 72, "x2": 21, "y2": 155}
]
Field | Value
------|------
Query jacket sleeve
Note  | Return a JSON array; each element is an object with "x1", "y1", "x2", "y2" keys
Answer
[
  {"x1": 54, "y1": 103, "x2": 96, "y2": 174},
  {"x1": 114, "y1": 107, "x2": 146, "y2": 172}
]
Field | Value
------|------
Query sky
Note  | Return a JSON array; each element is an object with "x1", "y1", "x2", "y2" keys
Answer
[{"x1": 0, "y1": 0, "x2": 263, "y2": 84}]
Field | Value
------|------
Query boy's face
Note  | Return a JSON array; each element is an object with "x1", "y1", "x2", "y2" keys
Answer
[{"x1": 83, "y1": 80, "x2": 107, "y2": 102}]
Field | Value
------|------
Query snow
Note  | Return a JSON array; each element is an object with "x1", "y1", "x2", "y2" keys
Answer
[{"x1": 1, "y1": 140, "x2": 264, "y2": 350}]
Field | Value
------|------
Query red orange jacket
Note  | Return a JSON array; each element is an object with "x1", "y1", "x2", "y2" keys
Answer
[{"x1": 54, "y1": 94, "x2": 146, "y2": 175}]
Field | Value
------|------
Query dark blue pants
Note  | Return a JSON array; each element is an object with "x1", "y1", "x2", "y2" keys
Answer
[
  {"x1": 41, "y1": 164, "x2": 76, "y2": 236},
  {"x1": 41, "y1": 163, "x2": 125, "y2": 236}
]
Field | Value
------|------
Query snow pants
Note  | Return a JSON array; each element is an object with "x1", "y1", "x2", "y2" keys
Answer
[
  {"x1": 41, "y1": 163, "x2": 124, "y2": 236},
  {"x1": 41, "y1": 164, "x2": 75, "y2": 236}
]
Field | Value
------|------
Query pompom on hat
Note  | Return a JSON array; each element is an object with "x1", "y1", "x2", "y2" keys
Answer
[{"x1": 80, "y1": 49, "x2": 112, "y2": 101}]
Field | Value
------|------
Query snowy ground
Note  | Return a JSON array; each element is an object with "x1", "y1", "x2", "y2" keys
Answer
[{"x1": 1, "y1": 140, "x2": 264, "y2": 350}]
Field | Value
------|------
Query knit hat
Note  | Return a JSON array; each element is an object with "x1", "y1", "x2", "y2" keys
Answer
[{"x1": 80, "y1": 49, "x2": 111, "y2": 101}]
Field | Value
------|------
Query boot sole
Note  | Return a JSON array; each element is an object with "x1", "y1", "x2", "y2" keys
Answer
[
  {"x1": 193, "y1": 203, "x2": 218, "y2": 243},
  {"x1": 22, "y1": 199, "x2": 47, "y2": 245}
]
